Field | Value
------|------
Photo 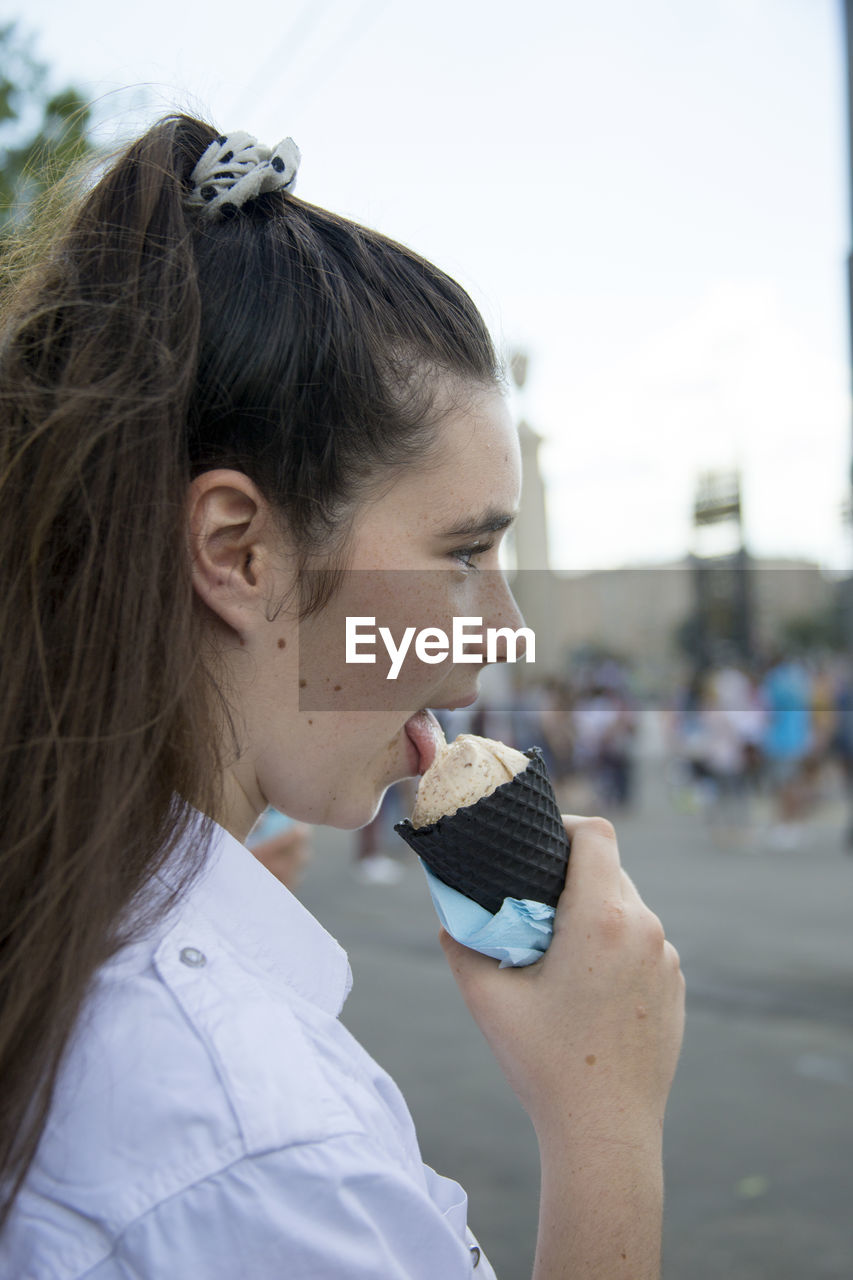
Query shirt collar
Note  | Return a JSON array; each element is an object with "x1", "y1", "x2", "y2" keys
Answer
[{"x1": 157, "y1": 812, "x2": 353, "y2": 1017}]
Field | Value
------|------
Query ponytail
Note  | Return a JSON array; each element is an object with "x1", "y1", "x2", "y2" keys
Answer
[{"x1": 0, "y1": 116, "x2": 220, "y2": 1215}]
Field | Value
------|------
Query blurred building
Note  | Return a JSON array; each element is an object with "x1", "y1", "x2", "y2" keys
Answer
[
  {"x1": 511, "y1": 418, "x2": 563, "y2": 673},
  {"x1": 510, "y1": 425, "x2": 832, "y2": 683},
  {"x1": 531, "y1": 558, "x2": 833, "y2": 689},
  {"x1": 508, "y1": 351, "x2": 560, "y2": 675},
  {"x1": 686, "y1": 469, "x2": 752, "y2": 663},
  {"x1": 510, "y1": 374, "x2": 835, "y2": 691}
]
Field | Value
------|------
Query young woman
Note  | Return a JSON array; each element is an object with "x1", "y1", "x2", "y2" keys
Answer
[{"x1": 0, "y1": 116, "x2": 685, "y2": 1278}]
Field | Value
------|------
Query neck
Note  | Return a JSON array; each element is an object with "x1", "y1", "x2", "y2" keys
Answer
[{"x1": 214, "y1": 770, "x2": 265, "y2": 844}]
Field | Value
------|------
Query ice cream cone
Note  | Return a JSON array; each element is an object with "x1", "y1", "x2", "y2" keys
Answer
[{"x1": 395, "y1": 746, "x2": 569, "y2": 915}]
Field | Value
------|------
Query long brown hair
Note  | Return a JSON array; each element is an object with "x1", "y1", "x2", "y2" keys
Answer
[{"x1": 0, "y1": 114, "x2": 498, "y2": 1217}]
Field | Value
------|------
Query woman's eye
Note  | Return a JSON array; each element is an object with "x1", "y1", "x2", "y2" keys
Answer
[{"x1": 451, "y1": 541, "x2": 495, "y2": 570}]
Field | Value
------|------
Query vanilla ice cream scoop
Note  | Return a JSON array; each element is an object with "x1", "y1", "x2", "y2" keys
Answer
[{"x1": 411, "y1": 734, "x2": 530, "y2": 827}]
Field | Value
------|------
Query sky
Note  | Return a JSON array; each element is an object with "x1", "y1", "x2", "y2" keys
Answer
[{"x1": 11, "y1": 0, "x2": 853, "y2": 571}]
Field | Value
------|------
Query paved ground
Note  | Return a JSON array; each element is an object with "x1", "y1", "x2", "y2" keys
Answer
[{"x1": 297, "y1": 756, "x2": 853, "y2": 1280}]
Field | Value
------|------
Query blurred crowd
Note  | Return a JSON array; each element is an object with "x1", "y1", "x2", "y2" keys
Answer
[
  {"x1": 437, "y1": 660, "x2": 639, "y2": 817},
  {"x1": 438, "y1": 649, "x2": 853, "y2": 852},
  {"x1": 667, "y1": 651, "x2": 853, "y2": 849},
  {"x1": 252, "y1": 649, "x2": 853, "y2": 892}
]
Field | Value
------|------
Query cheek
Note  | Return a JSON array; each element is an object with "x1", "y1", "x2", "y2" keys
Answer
[{"x1": 296, "y1": 572, "x2": 463, "y2": 713}]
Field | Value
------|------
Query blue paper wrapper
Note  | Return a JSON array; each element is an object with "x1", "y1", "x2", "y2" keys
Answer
[{"x1": 422, "y1": 862, "x2": 555, "y2": 968}]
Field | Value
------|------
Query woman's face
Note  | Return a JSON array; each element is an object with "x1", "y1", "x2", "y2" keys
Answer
[{"x1": 224, "y1": 384, "x2": 524, "y2": 834}]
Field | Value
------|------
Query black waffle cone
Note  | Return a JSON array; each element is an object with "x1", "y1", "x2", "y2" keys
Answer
[{"x1": 394, "y1": 747, "x2": 569, "y2": 916}]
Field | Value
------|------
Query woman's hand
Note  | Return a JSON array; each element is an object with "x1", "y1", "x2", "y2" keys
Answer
[
  {"x1": 439, "y1": 815, "x2": 685, "y2": 1143},
  {"x1": 441, "y1": 816, "x2": 685, "y2": 1277}
]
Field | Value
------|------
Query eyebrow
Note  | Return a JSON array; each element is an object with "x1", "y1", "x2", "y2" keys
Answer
[{"x1": 439, "y1": 509, "x2": 518, "y2": 539}]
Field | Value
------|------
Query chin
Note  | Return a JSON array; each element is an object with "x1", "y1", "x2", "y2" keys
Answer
[
  {"x1": 288, "y1": 735, "x2": 413, "y2": 829},
  {"x1": 321, "y1": 784, "x2": 393, "y2": 831}
]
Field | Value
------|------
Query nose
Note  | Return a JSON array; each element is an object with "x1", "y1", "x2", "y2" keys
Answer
[{"x1": 479, "y1": 570, "x2": 528, "y2": 664}]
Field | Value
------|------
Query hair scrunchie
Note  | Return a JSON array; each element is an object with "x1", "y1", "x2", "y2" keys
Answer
[{"x1": 187, "y1": 131, "x2": 300, "y2": 216}]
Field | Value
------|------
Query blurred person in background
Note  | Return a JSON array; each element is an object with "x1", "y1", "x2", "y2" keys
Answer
[
  {"x1": 670, "y1": 665, "x2": 716, "y2": 812},
  {"x1": 804, "y1": 655, "x2": 839, "y2": 804},
  {"x1": 831, "y1": 658, "x2": 853, "y2": 851},
  {"x1": 760, "y1": 651, "x2": 814, "y2": 848},
  {"x1": 703, "y1": 661, "x2": 765, "y2": 844},
  {"x1": 539, "y1": 677, "x2": 577, "y2": 797},
  {"x1": 246, "y1": 807, "x2": 313, "y2": 891},
  {"x1": 352, "y1": 780, "x2": 413, "y2": 884},
  {"x1": 572, "y1": 670, "x2": 636, "y2": 811}
]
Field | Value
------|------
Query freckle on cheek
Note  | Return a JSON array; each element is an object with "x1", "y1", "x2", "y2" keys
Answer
[
  {"x1": 636, "y1": 1004, "x2": 647, "y2": 1019},
  {"x1": 307, "y1": 719, "x2": 313, "y2": 725},
  {"x1": 277, "y1": 638, "x2": 286, "y2": 649},
  {"x1": 299, "y1": 679, "x2": 307, "y2": 688},
  {"x1": 585, "y1": 1054, "x2": 596, "y2": 1066}
]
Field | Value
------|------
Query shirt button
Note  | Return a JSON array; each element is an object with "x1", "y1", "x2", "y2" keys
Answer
[
  {"x1": 179, "y1": 947, "x2": 207, "y2": 968},
  {"x1": 469, "y1": 1244, "x2": 481, "y2": 1268}
]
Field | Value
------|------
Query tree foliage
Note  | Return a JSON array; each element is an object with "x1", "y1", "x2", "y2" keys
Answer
[{"x1": 0, "y1": 22, "x2": 93, "y2": 235}]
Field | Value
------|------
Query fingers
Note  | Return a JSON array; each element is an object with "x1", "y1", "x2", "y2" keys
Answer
[
  {"x1": 549, "y1": 815, "x2": 675, "y2": 969},
  {"x1": 559, "y1": 815, "x2": 624, "y2": 907},
  {"x1": 663, "y1": 938, "x2": 684, "y2": 977},
  {"x1": 619, "y1": 867, "x2": 646, "y2": 909},
  {"x1": 560, "y1": 815, "x2": 649, "y2": 909}
]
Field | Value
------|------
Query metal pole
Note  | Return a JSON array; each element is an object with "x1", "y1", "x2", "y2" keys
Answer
[
  {"x1": 840, "y1": 2, "x2": 845, "y2": 437},
  {"x1": 840, "y1": 2, "x2": 853, "y2": 641}
]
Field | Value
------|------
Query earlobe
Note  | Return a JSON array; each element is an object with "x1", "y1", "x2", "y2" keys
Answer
[{"x1": 187, "y1": 470, "x2": 274, "y2": 634}]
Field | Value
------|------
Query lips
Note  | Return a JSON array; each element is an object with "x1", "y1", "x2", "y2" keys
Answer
[{"x1": 403, "y1": 709, "x2": 446, "y2": 775}]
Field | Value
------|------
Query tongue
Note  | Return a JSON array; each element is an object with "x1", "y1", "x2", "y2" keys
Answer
[{"x1": 404, "y1": 710, "x2": 446, "y2": 775}]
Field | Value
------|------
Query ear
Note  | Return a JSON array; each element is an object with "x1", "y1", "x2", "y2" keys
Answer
[{"x1": 187, "y1": 470, "x2": 287, "y2": 636}]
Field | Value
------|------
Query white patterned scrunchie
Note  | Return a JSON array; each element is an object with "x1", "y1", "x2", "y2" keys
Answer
[{"x1": 186, "y1": 131, "x2": 300, "y2": 217}]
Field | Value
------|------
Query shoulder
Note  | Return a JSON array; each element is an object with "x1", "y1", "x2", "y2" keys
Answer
[
  {"x1": 5, "y1": 904, "x2": 484, "y2": 1280},
  {"x1": 66, "y1": 884, "x2": 359, "y2": 1165},
  {"x1": 2, "y1": 821, "x2": 483, "y2": 1278},
  {"x1": 5, "y1": 872, "x2": 356, "y2": 1275}
]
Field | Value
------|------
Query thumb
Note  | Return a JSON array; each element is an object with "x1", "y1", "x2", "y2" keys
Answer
[{"x1": 439, "y1": 928, "x2": 502, "y2": 993}]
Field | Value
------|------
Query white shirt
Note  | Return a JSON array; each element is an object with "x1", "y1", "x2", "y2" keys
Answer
[{"x1": 1, "y1": 818, "x2": 495, "y2": 1279}]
